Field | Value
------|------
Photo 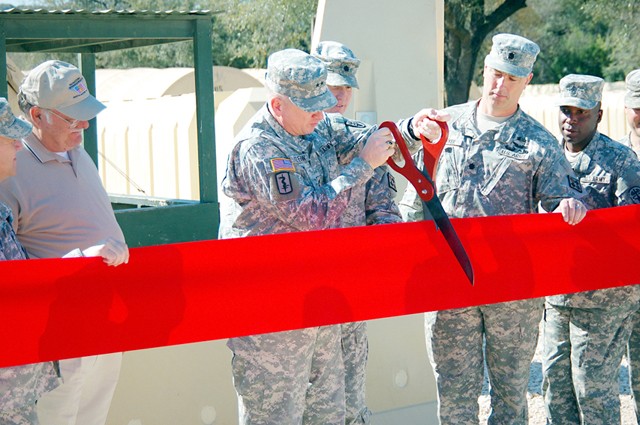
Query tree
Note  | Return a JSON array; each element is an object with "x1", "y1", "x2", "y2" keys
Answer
[
  {"x1": 8, "y1": 0, "x2": 318, "y2": 71},
  {"x1": 481, "y1": 0, "x2": 640, "y2": 85},
  {"x1": 444, "y1": 0, "x2": 527, "y2": 106}
]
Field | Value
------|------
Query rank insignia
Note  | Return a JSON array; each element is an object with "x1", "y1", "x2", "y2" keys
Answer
[{"x1": 387, "y1": 172, "x2": 397, "y2": 192}]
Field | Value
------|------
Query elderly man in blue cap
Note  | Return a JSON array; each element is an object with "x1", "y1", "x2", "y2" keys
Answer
[
  {"x1": 543, "y1": 74, "x2": 640, "y2": 424},
  {"x1": 0, "y1": 98, "x2": 59, "y2": 425},
  {"x1": 399, "y1": 33, "x2": 587, "y2": 424}
]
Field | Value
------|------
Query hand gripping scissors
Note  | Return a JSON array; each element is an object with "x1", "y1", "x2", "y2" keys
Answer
[{"x1": 380, "y1": 120, "x2": 474, "y2": 285}]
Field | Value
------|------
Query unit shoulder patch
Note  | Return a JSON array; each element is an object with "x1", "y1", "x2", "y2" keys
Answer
[
  {"x1": 567, "y1": 175, "x2": 583, "y2": 193},
  {"x1": 275, "y1": 172, "x2": 293, "y2": 195},
  {"x1": 629, "y1": 187, "x2": 640, "y2": 204}
]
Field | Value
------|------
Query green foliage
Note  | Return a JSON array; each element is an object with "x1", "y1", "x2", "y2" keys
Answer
[
  {"x1": 9, "y1": 0, "x2": 317, "y2": 70},
  {"x1": 477, "y1": 0, "x2": 640, "y2": 84},
  {"x1": 210, "y1": 0, "x2": 316, "y2": 68}
]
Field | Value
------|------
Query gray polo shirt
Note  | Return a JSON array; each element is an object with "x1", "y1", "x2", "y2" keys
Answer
[{"x1": 0, "y1": 133, "x2": 124, "y2": 259}]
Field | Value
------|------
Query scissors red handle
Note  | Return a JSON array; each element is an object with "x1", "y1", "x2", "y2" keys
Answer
[
  {"x1": 380, "y1": 119, "x2": 448, "y2": 202},
  {"x1": 420, "y1": 120, "x2": 449, "y2": 184}
]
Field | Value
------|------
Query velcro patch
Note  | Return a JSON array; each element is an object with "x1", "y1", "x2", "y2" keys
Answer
[
  {"x1": 581, "y1": 175, "x2": 611, "y2": 185},
  {"x1": 496, "y1": 147, "x2": 529, "y2": 160},
  {"x1": 629, "y1": 187, "x2": 640, "y2": 204},
  {"x1": 345, "y1": 119, "x2": 367, "y2": 129},
  {"x1": 275, "y1": 172, "x2": 293, "y2": 195},
  {"x1": 387, "y1": 172, "x2": 397, "y2": 192},
  {"x1": 270, "y1": 158, "x2": 295, "y2": 173},
  {"x1": 567, "y1": 175, "x2": 583, "y2": 193}
]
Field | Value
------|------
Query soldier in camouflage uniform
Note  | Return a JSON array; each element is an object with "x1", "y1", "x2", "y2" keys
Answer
[
  {"x1": 544, "y1": 74, "x2": 640, "y2": 424},
  {"x1": 313, "y1": 40, "x2": 402, "y2": 425},
  {"x1": 620, "y1": 69, "x2": 640, "y2": 423},
  {"x1": 0, "y1": 98, "x2": 59, "y2": 424},
  {"x1": 541, "y1": 75, "x2": 640, "y2": 424},
  {"x1": 618, "y1": 69, "x2": 640, "y2": 157},
  {"x1": 398, "y1": 34, "x2": 587, "y2": 424},
  {"x1": 219, "y1": 48, "x2": 404, "y2": 425}
]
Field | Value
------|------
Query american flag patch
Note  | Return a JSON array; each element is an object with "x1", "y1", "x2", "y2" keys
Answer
[
  {"x1": 68, "y1": 78, "x2": 88, "y2": 97},
  {"x1": 270, "y1": 158, "x2": 295, "y2": 172}
]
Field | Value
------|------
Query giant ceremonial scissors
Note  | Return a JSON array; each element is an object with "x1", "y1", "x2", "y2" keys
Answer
[{"x1": 380, "y1": 120, "x2": 474, "y2": 285}]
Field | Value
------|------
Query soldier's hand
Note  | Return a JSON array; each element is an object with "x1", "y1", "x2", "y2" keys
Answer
[
  {"x1": 554, "y1": 198, "x2": 587, "y2": 225},
  {"x1": 412, "y1": 108, "x2": 450, "y2": 141},
  {"x1": 359, "y1": 128, "x2": 396, "y2": 168},
  {"x1": 83, "y1": 237, "x2": 130, "y2": 267}
]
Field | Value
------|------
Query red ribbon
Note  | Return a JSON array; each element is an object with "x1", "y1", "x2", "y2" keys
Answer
[{"x1": 1, "y1": 205, "x2": 639, "y2": 368}]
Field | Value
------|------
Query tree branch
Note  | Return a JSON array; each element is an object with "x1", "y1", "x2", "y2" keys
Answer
[{"x1": 475, "y1": 0, "x2": 527, "y2": 43}]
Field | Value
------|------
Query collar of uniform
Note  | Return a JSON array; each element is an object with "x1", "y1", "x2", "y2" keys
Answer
[
  {"x1": 462, "y1": 102, "x2": 524, "y2": 141},
  {"x1": 495, "y1": 108, "x2": 526, "y2": 144},
  {"x1": 0, "y1": 202, "x2": 11, "y2": 222},
  {"x1": 563, "y1": 131, "x2": 601, "y2": 173},
  {"x1": 22, "y1": 133, "x2": 74, "y2": 164},
  {"x1": 264, "y1": 104, "x2": 314, "y2": 155}
]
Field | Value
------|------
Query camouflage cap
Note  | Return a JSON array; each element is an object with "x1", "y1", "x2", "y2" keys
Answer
[
  {"x1": 0, "y1": 97, "x2": 32, "y2": 139},
  {"x1": 555, "y1": 74, "x2": 604, "y2": 110},
  {"x1": 625, "y1": 69, "x2": 640, "y2": 109},
  {"x1": 265, "y1": 48, "x2": 337, "y2": 112},
  {"x1": 484, "y1": 33, "x2": 539, "y2": 78},
  {"x1": 313, "y1": 41, "x2": 360, "y2": 89}
]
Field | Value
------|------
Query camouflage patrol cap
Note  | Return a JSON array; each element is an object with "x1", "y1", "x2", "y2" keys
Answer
[
  {"x1": 555, "y1": 74, "x2": 604, "y2": 110},
  {"x1": 0, "y1": 97, "x2": 32, "y2": 139},
  {"x1": 484, "y1": 33, "x2": 539, "y2": 78},
  {"x1": 624, "y1": 69, "x2": 640, "y2": 109},
  {"x1": 265, "y1": 48, "x2": 337, "y2": 112},
  {"x1": 313, "y1": 41, "x2": 360, "y2": 89}
]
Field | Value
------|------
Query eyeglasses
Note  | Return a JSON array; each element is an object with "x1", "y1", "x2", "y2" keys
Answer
[{"x1": 45, "y1": 109, "x2": 82, "y2": 129}]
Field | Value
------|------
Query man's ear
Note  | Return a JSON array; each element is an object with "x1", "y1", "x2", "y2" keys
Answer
[
  {"x1": 269, "y1": 96, "x2": 282, "y2": 116},
  {"x1": 29, "y1": 106, "x2": 44, "y2": 127}
]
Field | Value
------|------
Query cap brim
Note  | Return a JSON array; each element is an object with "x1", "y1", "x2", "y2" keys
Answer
[
  {"x1": 57, "y1": 95, "x2": 106, "y2": 121},
  {"x1": 625, "y1": 93, "x2": 640, "y2": 109},
  {"x1": 485, "y1": 57, "x2": 530, "y2": 78},
  {"x1": 555, "y1": 97, "x2": 597, "y2": 110},
  {"x1": 0, "y1": 115, "x2": 32, "y2": 139},
  {"x1": 290, "y1": 89, "x2": 337, "y2": 112},
  {"x1": 326, "y1": 73, "x2": 359, "y2": 89}
]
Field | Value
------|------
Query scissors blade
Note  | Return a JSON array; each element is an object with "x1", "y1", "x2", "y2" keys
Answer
[{"x1": 422, "y1": 196, "x2": 475, "y2": 285}]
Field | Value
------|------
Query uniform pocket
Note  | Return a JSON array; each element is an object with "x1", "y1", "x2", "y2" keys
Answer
[{"x1": 480, "y1": 152, "x2": 512, "y2": 196}]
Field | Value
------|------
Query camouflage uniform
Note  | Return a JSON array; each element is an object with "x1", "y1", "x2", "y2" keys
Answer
[
  {"x1": 319, "y1": 112, "x2": 402, "y2": 425},
  {"x1": 220, "y1": 104, "x2": 358, "y2": 424},
  {"x1": 0, "y1": 203, "x2": 59, "y2": 425},
  {"x1": 220, "y1": 48, "x2": 383, "y2": 425},
  {"x1": 618, "y1": 134, "x2": 640, "y2": 157},
  {"x1": 542, "y1": 74, "x2": 640, "y2": 425},
  {"x1": 399, "y1": 35, "x2": 584, "y2": 424},
  {"x1": 315, "y1": 39, "x2": 402, "y2": 424},
  {"x1": 543, "y1": 133, "x2": 640, "y2": 424},
  {"x1": 398, "y1": 98, "x2": 582, "y2": 424},
  {"x1": 620, "y1": 69, "x2": 640, "y2": 423}
]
